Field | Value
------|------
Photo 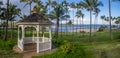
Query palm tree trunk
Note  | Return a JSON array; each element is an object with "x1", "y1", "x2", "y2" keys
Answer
[
  {"x1": 109, "y1": 0, "x2": 112, "y2": 40},
  {"x1": 89, "y1": 10, "x2": 92, "y2": 42},
  {"x1": 94, "y1": 14, "x2": 98, "y2": 34},
  {"x1": 30, "y1": 3, "x2": 31, "y2": 14},
  {"x1": 55, "y1": 17, "x2": 59, "y2": 39},
  {"x1": 4, "y1": 0, "x2": 9, "y2": 41},
  {"x1": 82, "y1": 17, "x2": 84, "y2": 36},
  {"x1": 11, "y1": 20, "x2": 13, "y2": 39}
]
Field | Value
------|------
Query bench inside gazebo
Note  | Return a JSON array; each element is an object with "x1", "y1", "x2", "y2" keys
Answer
[{"x1": 17, "y1": 13, "x2": 52, "y2": 53}]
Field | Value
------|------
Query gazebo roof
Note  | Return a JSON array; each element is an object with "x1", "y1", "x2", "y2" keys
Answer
[{"x1": 18, "y1": 13, "x2": 52, "y2": 25}]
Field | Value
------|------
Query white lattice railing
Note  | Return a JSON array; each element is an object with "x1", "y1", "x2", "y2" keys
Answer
[
  {"x1": 24, "y1": 37, "x2": 51, "y2": 44},
  {"x1": 39, "y1": 41, "x2": 51, "y2": 52}
]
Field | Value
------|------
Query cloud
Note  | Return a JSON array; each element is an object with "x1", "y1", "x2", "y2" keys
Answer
[
  {"x1": 68, "y1": 6, "x2": 74, "y2": 11},
  {"x1": 70, "y1": 17, "x2": 109, "y2": 24}
]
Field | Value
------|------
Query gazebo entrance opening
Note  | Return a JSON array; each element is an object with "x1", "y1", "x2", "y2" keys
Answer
[{"x1": 24, "y1": 27, "x2": 37, "y2": 52}]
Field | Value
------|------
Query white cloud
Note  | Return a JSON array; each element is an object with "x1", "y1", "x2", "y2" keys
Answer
[
  {"x1": 68, "y1": 6, "x2": 75, "y2": 11},
  {"x1": 70, "y1": 17, "x2": 109, "y2": 24}
]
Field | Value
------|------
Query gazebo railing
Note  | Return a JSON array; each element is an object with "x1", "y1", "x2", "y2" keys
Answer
[
  {"x1": 39, "y1": 41, "x2": 51, "y2": 52},
  {"x1": 24, "y1": 37, "x2": 51, "y2": 44}
]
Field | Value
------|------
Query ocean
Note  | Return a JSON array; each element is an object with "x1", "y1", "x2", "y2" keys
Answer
[{"x1": 51, "y1": 24, "x2": 118, "y2": 32}]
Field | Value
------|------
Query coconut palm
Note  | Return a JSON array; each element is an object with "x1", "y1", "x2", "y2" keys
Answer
[
  {"x1": 93, "y1": 0, "x2": 103, "y2": 31},
  {"x1": 93, "y1": 8, "x2": 100, "y2": 30},
  {"x1": 80, "y1": 0, "x2": 103, "y2": 42},
  {"x1": 8, "y1": 3, "x2": 21, "y2": 38},
  {"x1": 0, "y1": 1, "x2": 3, "y2": 25},
  {"x1": 20, "y1": 0, "x2": 39, "y2": 14},
  {"x1": 4, "y1": 0, "x2": 9, "y2": 41},
  {"x1": 0, "y1": 1, "x2": 3, "y2": 11},
  {"x1": 48, "y1": 0, "x2": 70, "y2": 39},
  {"x1": 76, "y1": 10, "x2": 84, "y2": 31},
  {"x1": 32, "y1": 1, "x2": 46, "y2": 15},
  {"x1": 108, "y1": 0, "x2": 112, "y2": 40},
  {"x1": 115, "y1": 16, "x2": 120, "y2": 28}
]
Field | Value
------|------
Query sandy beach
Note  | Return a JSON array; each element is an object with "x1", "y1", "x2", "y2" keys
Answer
[{"x1": 70, "y1": 29, "x2": 98, "y2": 32}]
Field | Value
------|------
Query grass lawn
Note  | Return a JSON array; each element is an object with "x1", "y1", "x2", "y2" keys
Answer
[
  {"x1": 0, "y1": 30, "x2": 23, "y2": 58},
  {"x1": 33, "y1": 29, "x2": 120, "y2": 58},
  {"x1": 0, "y1": 29, "x2": 120, "y2": 58}
]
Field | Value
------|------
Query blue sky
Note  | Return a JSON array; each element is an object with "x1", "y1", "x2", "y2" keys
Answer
[{"x1": 1, "y1": 0, "x2": 120, "y2": 24}]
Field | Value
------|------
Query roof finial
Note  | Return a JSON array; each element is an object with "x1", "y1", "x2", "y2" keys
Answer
[{"x1": 32, "y1": 7, "x2": 37, "y2": 13}]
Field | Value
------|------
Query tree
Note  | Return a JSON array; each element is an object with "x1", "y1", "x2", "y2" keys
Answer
[
  {"x1": 67, "y1": 20, "x2": 72, "y2": 25},
  {"x1": 115, "y1": 16, "x2": 120, "y2": 28},
  {"x1": 76, "y1": 10, "x2": 84, "y2": 32},
  {"x1": 0, "y1": 1, "x2": 21, "y2": 40},
  {"x1": 20, "y1": 0, "x2": 39, "y2": 14},
  {"x1": 93, "y1": 0, "x2": 103, "y2": 31},
  {"x1": 32, "y1": 1, "x2": 48, "y2": 18},
  {"x1": 8, "y1": 3, "x2": 21, "y2": 38},
  {"x1": 108, "y1": 0, "x2": 112, "y2": 40},
  {"x1": 48, "y1": 0, "x2": 70, "y2": 39},
  {"x1": 80, "y1": 0, "x2": 102, "y2": 42},
  {"x1": 101, "y1": 15, "x2": 109, "y2": 22},
  {"x1": 4, "y1": 0, "x2": 9, "y2": 41},
  {"x1": 0, "y1": 1, "x2": 3, "y2": 27},
  {"x1": 93, "y1": 8, "x2": 100, "y2": 31}
]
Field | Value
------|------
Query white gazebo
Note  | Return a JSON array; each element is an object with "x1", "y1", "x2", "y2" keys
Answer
[{"x1": 17, "y1": 13, "x2": 53, "y2": 53}]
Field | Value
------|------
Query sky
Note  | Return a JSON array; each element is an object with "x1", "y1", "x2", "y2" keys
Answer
[{"x1": 1, "y1": 0, "x2": 120, "y2": 24}]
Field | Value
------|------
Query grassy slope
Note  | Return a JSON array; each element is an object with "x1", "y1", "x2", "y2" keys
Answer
[
  {"x1": 0, "y1": 30, "x2": 23, "y2": 58},
  {"x1": 33, "y1": 30, "x2": 120, "y2": 58},
  {"x1": 0, "y1": 30, "x2": 120, "y2": 58}
]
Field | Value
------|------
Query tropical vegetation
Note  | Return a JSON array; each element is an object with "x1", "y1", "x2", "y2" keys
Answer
[{"x1": 0, "y1": 0, "x2": 120, "y2": 58}]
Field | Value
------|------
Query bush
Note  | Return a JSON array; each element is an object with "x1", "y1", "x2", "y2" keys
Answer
[
  {"x1": 0, "y1": 39, "x2": 17, "y2": 50},
  {"x1": 60, "y1": 40, "x2": 73, "y2": 54},
  {"x1": 98, "y1": 25, "x2": 107, "y2": 32},
  {"x1": 52, "y1": 39, "x2": 66, "y2": 47}
]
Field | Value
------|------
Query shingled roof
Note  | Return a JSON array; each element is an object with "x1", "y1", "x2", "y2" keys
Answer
[{"x1": 19, "y1": 13, "x2": 52, "y2": 24}]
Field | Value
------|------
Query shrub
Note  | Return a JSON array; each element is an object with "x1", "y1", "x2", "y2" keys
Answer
[
  {"x1": 0, "y1": 39, "x2": 17, "y2": 50},
  {"x1": 52, "y1": 39, "x2": 66, "y2": 47},
  {"x1": 60, "y1": 40, "x2": 73, "y2": 54},
  {"x1": 98, "y1": 25, "x2": 107, "y2": 32}
]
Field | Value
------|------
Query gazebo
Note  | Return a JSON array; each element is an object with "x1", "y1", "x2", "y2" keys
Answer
[{"x1": 17, "y1": 13, "x2": 52, "y2": 53}]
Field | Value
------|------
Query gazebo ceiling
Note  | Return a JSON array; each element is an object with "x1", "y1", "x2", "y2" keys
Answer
[{"x1": 18, "y1": 13, "x2": 52, "y2": 25}]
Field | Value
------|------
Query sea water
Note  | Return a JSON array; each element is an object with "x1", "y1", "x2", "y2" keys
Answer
[{"x1": 50, "y1": 24, "x2": 118, "y2": 32}]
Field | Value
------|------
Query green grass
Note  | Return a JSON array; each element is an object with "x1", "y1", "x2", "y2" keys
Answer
[
  {"x1": 0, "y1": 30, "x2": 23, "y2": 58},
  {"x1": 0, "y1": 29, "x2": 120, "y2": 58},
  {"x1": 32, "y1": 29, "x2": 120, "y2": 58}
]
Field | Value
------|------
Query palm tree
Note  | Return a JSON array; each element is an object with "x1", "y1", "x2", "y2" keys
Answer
[
  {"x1": 0, "y1": 1, "x2": 3, "y2": 11},
  {"x1": 93, "y1": 0, "x2": 103, "y2": 30},
  {"x1": 108, "y1": 0, "x2": 112, "y2": 40},
  {"x1": 93, "y1": 8, "x2": 100, "y2": 30},
  {"x1": 81, "y1": 0, "x2": 102, "y2": 42},
  {"x1": 48, "y1": 0, "x2": 70, "y2": 39},
  {"x1": 4, "y1": 0, "x2": 9, "y2": 41},
  {"x1": 0, "y1": 1, "x2": 3, "y2": 28},
  {"x1": 33, "y1": 1, "x2": 49, "y2": 18},
  {"x1": 115, "y1": 16, "x2": 120, "y2": 28},
  {"x1": 8, "y1": 3, "x2": 21, "y2": 38},
  {"x1": 76, "y1": 10, "x2": 84, "y2": 32},
  {"x1": 20, "y1": 0, "x2": 39, "y2": 14}
]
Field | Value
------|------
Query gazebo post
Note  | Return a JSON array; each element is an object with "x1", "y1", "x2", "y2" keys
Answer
[
  {"x1": 49, "y1": 26, "x2": 52, "y2": 51},
  {"x1": 32, "y1": 27, "x2": 34, "y2": 43},
  {"x1": 17, "y1": 26, "x2": 20, "y2": 47},
  {"x1": 37, "y1": 26, "x2": 40, "y2": 53},
  {"x1": 21, "y1": 25, "x2": 25, "y2": 51}
]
